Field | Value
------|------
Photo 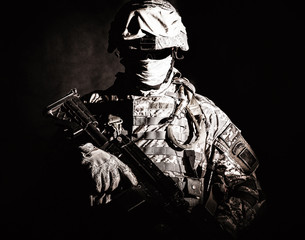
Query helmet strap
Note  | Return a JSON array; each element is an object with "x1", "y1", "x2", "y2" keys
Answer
[
  {"x1": 162, "y1": 50, "x2": 176, "y2": 84},
  {"x1": 173, "y1": 47, "x2": 184, "y2": 60}
]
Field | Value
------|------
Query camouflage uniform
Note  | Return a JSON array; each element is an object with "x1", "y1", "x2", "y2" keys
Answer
[
  {"x1": 82, "y1": 67, "x2": 265, "y2": 237},
  {"x1": 74, "y1": 0, "x2": 265, "y2": 238}
]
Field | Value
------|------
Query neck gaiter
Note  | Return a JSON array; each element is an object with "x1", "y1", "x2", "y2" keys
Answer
[{"x1": 122, "y1": 55, "x2": 173, "y2": 89}]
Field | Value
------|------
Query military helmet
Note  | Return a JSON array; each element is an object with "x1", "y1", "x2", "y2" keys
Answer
[{"x1": 108, "y1": 0, "x2": 189, "y2": 54}]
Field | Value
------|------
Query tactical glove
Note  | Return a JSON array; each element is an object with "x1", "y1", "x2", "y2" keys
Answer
[{"x1": 79, "y1": 143, "x2": 138, "y2": 203}]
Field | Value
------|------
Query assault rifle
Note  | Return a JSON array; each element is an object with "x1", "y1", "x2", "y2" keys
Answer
[{"x1": 44, "y1": 88, "x2": 189, "y2": 217}]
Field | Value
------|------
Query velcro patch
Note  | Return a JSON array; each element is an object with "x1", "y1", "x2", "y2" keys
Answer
[{"x1": 214, "y1": 123, "x2": 259, "y2": 174}]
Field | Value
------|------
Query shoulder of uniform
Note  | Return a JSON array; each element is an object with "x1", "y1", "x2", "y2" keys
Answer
[
  {"x1": 194, "y1": 93, "x2": 216, "y2": 106},
  {"x1": 197, "y1": 94, "x2": 260, "y2": 174},
  {"x1": 191, "y1": 90, "x2": 259, "y2": 174},
  {"x1": 195, "y1": 93, "x2": 231, "y2": 133}
]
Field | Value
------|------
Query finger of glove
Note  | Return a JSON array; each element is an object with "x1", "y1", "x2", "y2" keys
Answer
[
  {"x1": 116, "y1": 160, "x2": 138, "y2": 186},
  {"x1": 110, "y1": 168, "x2": 121, "y2": 191},
  {"x1": 89, "y1": 93, "x2": 101, "y2": 103},
  {"x1": 105, "y1": 194, "x2": 112, "y2": 204},
  {"x1": 102, "y1": 170, "x2": 111, "y2": 191},
  {"x1": 96, "y1": 193, "x2": 106, "y2": 205},
  {"x1": 93, "y1": 168, "x2": 103, "y2": 192},
  {"x1": 97, "y1": 193, "x2": 111, "y2": 205}
]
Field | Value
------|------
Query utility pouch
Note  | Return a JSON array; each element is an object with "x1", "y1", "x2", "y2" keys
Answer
[
  {"x1": 184, "y1": 177, "x2": 204, "y2": 208},
  {"x1": 185, "y1": 177, "x2": 204, "y2": 199}
]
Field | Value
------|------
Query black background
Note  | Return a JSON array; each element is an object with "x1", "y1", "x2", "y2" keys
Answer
[{"x1": 2, "y1": 0, "x2": 304, "y2": 239}]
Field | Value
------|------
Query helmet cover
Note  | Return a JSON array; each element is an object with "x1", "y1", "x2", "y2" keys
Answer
[{"x1": 108, "y1": 0, "x2": 189, "y2": 53}]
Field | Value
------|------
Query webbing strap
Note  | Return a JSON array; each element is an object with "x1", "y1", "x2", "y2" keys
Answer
[
  {"x1": 133, "y1": 117, "x2": 163, "y2": 125},
  {"x1": 135, "y1": 131, "x2": 188, "y2": 141},
  {"x1": 133, "y1": 116, "x2": 188, "y2": 126},
  {"x1": 143, "y1": 147, "x2": 184, "y2": 157},
  {"x1": 154, "y1": 162, "x2": 186, "y2": 173},
  {"x1": 194, "y1": 152, "x2": 204, "y2": 163},
  {"x1": 143, "y1": 147, "x2": 203, "y2": 163}
]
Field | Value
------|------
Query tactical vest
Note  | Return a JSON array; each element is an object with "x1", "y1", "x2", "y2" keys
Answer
[{"x1": 86, "y1": 78, "x2": 208, "y2": 207}]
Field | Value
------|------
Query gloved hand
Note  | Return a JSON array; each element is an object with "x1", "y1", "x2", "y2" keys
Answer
[{"x1": 79, "y1": 143, "x2": 138, "y2": 203}]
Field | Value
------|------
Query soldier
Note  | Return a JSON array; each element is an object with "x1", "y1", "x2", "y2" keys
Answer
[{"x1": 65, "y1": 0, "x2": 265, "y2": 239}]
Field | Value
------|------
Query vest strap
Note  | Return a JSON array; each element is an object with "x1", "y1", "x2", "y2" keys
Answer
[
  {"x1": 133, "y1": 116, "x2": 188, "y2": 126},
  {"x1": 143, "y1": 147, "x2": 184, "y2": 157},
  {"x1": 135, "y1": 131, "x2": 188, "y2": 141},
  {"x1": 154, "y1": 162, "x2": 186, "y2": 173}
]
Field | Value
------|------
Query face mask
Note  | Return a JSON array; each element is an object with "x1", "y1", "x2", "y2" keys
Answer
[{"x1": 122, "y1": 55, "x2": 173, "y2": 89}]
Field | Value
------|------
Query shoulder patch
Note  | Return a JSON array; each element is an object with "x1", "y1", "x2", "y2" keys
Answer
[{"x1": 214, "y1": 123, "x2": 259, "y2": 174}]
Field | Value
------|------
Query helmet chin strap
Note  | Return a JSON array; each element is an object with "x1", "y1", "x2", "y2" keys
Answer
[
  {"x1": 172, "y1": 47, "x2": 184, "y2": 60},
  {"x1": 163, "y1": 47, "x2": 185, "y2": 85},
  {"x1": 162, "y1": 49, "x2": 176, "y2": 84},
  {"x1": 159, "y1": 47, "x2": 183, "y2": 85}
]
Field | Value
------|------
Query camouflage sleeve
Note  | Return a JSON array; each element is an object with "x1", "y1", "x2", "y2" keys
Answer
[
  {"x1": 210, "y1": 124, "x2": 264, "y2": 236},
  {"x1": 195, "y1": 94, "x2": 264, "y2": 236}
]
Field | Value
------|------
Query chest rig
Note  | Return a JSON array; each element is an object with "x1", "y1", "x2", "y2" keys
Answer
[
  {"x1": 131, "y1": 79, "x2": 208, "y2": 207},
  {"x1": 131, "y1": 79, "x2": 206, "y2": 177}
]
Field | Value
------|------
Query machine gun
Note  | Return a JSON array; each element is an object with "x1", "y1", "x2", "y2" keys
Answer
[{"x1": 44, "y1": 88, "x2": 189, "y2": 218}]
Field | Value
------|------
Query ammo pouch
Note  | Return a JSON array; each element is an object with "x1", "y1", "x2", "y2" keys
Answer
[{"x1": 184, "y1": 177, "x2": 204, "y2": 208}]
